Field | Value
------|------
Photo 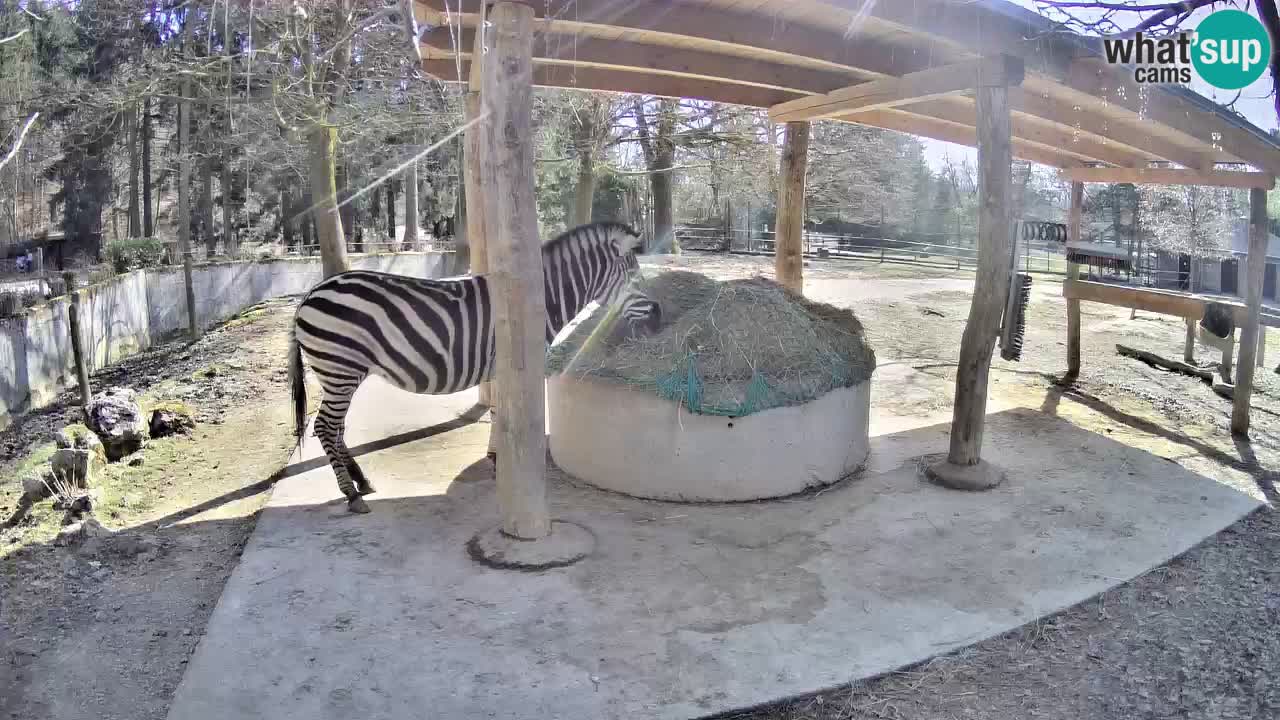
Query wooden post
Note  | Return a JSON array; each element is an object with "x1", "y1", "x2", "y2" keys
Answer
[
  {"x1": 1184, "y1": 317, "x2": 1196, "y2": 364},
  {"x1": 774, "y1": 121, "x2": 809, "y2": 294},
  {"x1": 481, "y1": 1, "x2": 549, "y2": 540},
  {"x1": 466, "y1": 92, "x2": 493, "y2": 408},
  {"x1": 464, "y1": 2, "x2": 492, "y2": 407},
  {"x1": 1066, "y1": 181, "x2": 1084, "y2": 377},
  {"x1": 928, "y1": 55, "x2": 1022, "y2": 490},
  {"x1": 1232, "y1": 187, "x2": 1268, "y2": 435},
  {"x1": 63, "y1": 271, "x2": 92, "y2": 409}
]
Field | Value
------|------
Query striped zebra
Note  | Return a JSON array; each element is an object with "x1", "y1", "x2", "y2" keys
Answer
[{"x1": 288, "y1": 222, "x2": 662, "y2": 513}]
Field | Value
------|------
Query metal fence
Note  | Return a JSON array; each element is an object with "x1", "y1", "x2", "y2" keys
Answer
[{"x1": 675, "y1": 227, "x2": 1074, "y2": 275}]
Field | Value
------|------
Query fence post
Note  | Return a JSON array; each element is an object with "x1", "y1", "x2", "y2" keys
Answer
[{"x1": 63, "y1": 271, "x2": 92, "y2": 409}]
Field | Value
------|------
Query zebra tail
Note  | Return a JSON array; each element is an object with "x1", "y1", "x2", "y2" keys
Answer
[{"x1": 289, "y1": 328, "x2": 307, "y2": 445}]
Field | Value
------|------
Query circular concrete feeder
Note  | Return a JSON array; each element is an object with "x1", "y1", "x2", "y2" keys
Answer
[{"x1": 548, "y1": 375, "x2": 872, "y2": 502}]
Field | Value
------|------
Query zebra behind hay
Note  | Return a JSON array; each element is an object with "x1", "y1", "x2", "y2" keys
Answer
[{"x1": 288, "y1": 222, "x2": 662, "y2": 513}]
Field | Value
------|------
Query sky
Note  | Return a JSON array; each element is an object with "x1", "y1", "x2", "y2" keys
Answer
[{"x1": 919, "y1": 0, "x2": 1279, "y2": 170}]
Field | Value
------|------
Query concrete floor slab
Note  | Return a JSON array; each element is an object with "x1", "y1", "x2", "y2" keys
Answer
[{"x1": 166, "y1": 376, "x2": 1261, "y2": 720}]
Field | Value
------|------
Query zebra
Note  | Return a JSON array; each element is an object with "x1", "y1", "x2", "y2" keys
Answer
[{"x1": 287, "y1": 222, "x2": 662, "y2": 513}]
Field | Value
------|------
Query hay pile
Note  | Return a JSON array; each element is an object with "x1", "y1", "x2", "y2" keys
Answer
[{"x1": 546, "y1": 271, "x2": 876, "y2": 416}]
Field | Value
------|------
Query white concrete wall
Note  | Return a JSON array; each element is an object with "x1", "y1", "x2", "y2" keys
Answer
[
  {"x1": 1, "y1": 252, "x2": 450, "y2": 427},
  {"x1": 146, "y1": 253, "x2": 449, "y2": 335}
]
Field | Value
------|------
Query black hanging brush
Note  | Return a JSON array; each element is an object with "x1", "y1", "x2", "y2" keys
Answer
[{"x1": 1000, "y1": 272, "x2": 1032, "y2": 362}]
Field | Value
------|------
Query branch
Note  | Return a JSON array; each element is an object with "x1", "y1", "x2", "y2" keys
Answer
[
  {"x1": 0, "y1": 113, "x2": 38, "y2": 173},
  {"x1": 0, "y1": 28, "x2": 29, "y2": 45}
]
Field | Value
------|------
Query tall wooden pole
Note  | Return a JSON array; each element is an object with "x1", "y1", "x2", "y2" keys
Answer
[
  {"x1": 177, "y1": 20, "x2": 200, "y2": 341},
  {"x1": 928, "y1": 56, "x2": 1022, "y2": 490},
  {"x1": 1066, "y1": 181, "x2": 1084, "y2": 377},
  {"x1": 481, "y1": 1, "x2": 549, "y2": 539},
  {"x1": 1232, "y1": 187, "x2": 1269, "y2": 435},
  {"x1": 464, "y1": 0, "x2": 492, "y2": 408},
  {"x1": 64, "y1": 272, "x2": 92, "y2": 409},
  {"x1": 775, "y1": 121, "x2": 810, "y2": 294}
]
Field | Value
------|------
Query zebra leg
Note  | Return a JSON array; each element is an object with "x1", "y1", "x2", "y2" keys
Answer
[{"x1": 314, "y1": 386, "x2": 371, "y2": 514}]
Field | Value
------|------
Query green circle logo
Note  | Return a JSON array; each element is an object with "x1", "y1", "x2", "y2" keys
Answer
[{"x1": 1192, "y1": 10, "x2": 1272, "y2": 90}]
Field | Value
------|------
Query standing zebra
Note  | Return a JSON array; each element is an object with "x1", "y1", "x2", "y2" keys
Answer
[{"x1": 288, "y1": 222, "x2": 662, "y2": 513}]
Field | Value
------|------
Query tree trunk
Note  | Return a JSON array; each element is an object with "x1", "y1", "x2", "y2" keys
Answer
[
  {"x1": 573, "y1": 149, "x2": 596, "y2": 226},
  {"x1": 222, "y1": 145, "x2": 235, "y2": 256},
  {"x1": 572, "y1": 101, "x2": 598, "y2": 226},
  {"x1": 281, "y1": 188, "x2": 295, "y2": 249},
  {"x1": 178, "y1": 58, "x2": 199, "y2": 339},
  {"x1": 308, "y1": 124, "x2": 348, "y2": 277},
  {"x1": 402, "y1": 145, "x2": 419, "y2": 248},
  {"x1": 336, "y1": 164, "x2": 356, "y2": 249},
  {"x1": 631, "y1": 97, "x2": 679, "y2": 253},
  {"x1": 127, "y1": 104, "x2": 142, "y2": 237},
  {"x1": 142, "y1": 96, "x2": 154, "y2": 238},
  {"x1": 385, "y1": 179, "x2": 397, "y2": 243},
  {"x1": 369, "y1": 180, "x2": 382, "y2": 247},
  {"x1": 199, "y1": 150, "x2": 215, "y2": 256}
]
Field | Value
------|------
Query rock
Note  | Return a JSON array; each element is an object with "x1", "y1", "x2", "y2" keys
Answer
[
  {"x1": 149, "y1": 403, "x2": 196, "y2": 439},
  {"x1": 79, "y1": 531, "x2": 156, "y2": 560},
  {"x1": 54, "y1": 424, "x2": 106, "y2": 461},
  {"x1": 54, "y1": 516, "x2": 112, "y2": 547},
  {"x1": 128, "y1": 456, "x2": 145, "y2": 467},
  {"x1": 50, "y1": 447, "x2": 102, "y2": 489},
  {"x1": 85, "y1": 389, "x2": 147, "y2": 462}
]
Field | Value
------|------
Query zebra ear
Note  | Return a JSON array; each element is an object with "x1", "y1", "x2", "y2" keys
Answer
[{"x1": 620, "y1": 226, "x2": 646, "y2": 255}]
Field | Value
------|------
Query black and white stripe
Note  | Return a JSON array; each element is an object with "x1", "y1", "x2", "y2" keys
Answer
[{"x1": 288, "y1": 222, "x2": 659, "y2": 512}]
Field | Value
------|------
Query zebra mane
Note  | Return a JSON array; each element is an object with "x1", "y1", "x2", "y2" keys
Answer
[{"x1": 545, "y1": 222, "x2": 644, "y2": 256}]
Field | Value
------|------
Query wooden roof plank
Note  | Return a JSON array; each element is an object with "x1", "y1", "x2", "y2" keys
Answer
[
  {"x1": 421, "y1": 26, "x2": 861, "y2": 95},
  {"x1": 417, "y1": 0, "x2": 941, "y2": 79},
  {"x1": 413, "y1": 1, "x2": 1280, "y2": 174},
  {"x1": 846, "y1": 97, "x2": 1146, "y2": 168},
  {"x1": 842, "y1": 108, "x2": 1079, "y2": 169},
  {"x1": 1059, "y1": 62, "x2": 1280, "y2": 174},
  {"x1": 1009, "y1": 88, "x2": 1212, "y2": 170},
  {"x1": 422, "y1": 58, "x2": 804, "y2": 107},
  {"x1": 1061, "y1": 167, "x2": 1276, "y2": 189},
  {"x1": 768, "y1": 56, "x2": 1022, "y2": 123}
]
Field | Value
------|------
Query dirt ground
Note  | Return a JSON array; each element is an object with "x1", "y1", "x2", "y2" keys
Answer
[
  {"x1": 669, "y1": 254, "x2": 1280, "y2": 720},
  {"x1": 0, "y1": 299, "x2": 300, "y2": 720},
  {"x1": 2, "y1": 253, "x2": 1278, "y2": 720}
]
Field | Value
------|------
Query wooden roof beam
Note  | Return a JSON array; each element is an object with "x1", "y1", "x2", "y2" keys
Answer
[
  {"x1": 416, "y1": 0, "x2": 939, "y2": 80},
  {"x1": 849, "y1": 97, "x2": 1147, "y2": 168},
  {"x1": 768, "y1": 55, "x2": 1023, "y2": 123},
  {"x1": 421, "y1": 26, "x2": 861, "y2": 95},
  {"x1": 1060, "y1": 167, "x2": 1276, "y2": 189},
  {"x1": 1060, "y1": 61, "x2": 1280, "y2": 174},
  {"x1": 422, "y1": 58, "x2": 805, "y2": 107},
  {"x1": 842, "y1": 108, "x2": 1080, "y2": 169},
  {"x1": 1008, "y1": 88, "x2": 1213, "y2": 171}
]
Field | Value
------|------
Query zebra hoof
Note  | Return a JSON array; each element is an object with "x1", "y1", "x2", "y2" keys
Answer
[
  {"x1": 357, "y1": 484, "x2": 377, "y2": 496},
  {"x1": 486, "y1": 452, "x2": 498, "y2": 469},
  {"x1": 347, "y1": 496, "x2": 371, "y2": 514}
]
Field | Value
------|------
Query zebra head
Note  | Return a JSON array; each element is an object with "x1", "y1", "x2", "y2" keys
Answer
[
  {"x1": 544, "y1": 222, "x2": 663, "y2": 341},
  {"x1": 617, "y1": 291, "x2": 663, "y2": 338},
  {"x1": 591, "y1": 223, "x2": 663, "y2": 337}
]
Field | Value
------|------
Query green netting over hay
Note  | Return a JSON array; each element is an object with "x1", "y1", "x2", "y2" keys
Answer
[{"x1": 546, "y1": 271, "x2": 876, "y2": 417}]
